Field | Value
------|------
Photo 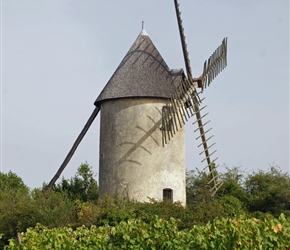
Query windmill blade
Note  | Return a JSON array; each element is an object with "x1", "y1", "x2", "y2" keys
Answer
[
  {"x1": 44, "y1": 106, "x2": 100, "y2": 192},
  {"x1": 168, "y1": 0, "x2": 224, "y2": 195},
  {"x1": 201, "y1": 38, "x2": 227, "y2": 89},
  {"x1": 161, "y1": 77, "x2": 201, "y2": 144},
  {"x1": 174, "y1": 0, "x2": 193, "y2": 79}
]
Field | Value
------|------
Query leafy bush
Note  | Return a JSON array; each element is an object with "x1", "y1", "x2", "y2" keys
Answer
[
  {"x1": 93, "y1": 196, "x2": 136, "y2": 227},
  {"x1": 74, "y1": 200, "x2": 99, "y2": 227},
  {"x1": 31, "y1": 189, "x2": 76, "y2": 228},
  {"x1": 93, "y1": 196, "x2": 242, "y2": 231},
  {"x1": 219, "y1": 195, "x2": 244, "y2": 217}
]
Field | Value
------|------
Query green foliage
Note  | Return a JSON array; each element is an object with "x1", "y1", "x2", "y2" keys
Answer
[
  {"x1": 2, "y1": 164, "x2": 290, "y2": 248},
  {"x1": 132, "y1": 198, "x2": 187, "y2": 227},
  {"x1": 93, "y1": 196, "x2": 240, "y2": 231},
  {"x1": 74, "y1": 200, "x2": 99, "y2": 227},
  {"x1": 53, "y1": 163, "x2": 98, "y2": 202},
  {"x1": 0, "y1": 172, "x2": 33, "y2": 246},
  {"x1": 216, "y1": 166, "x2": 249, "y2": 204},
  {"x1": 219, "y1": 195, "x2": 244, "y2": 217},
  {"x1": 245, "y1": 166, "x2": 290, "y2": 216},
  {"x1": 0, "y1": 172, "x2": 28, "y2": 192},
  {"x1": 186, "y1": 168, "x2": 213, "y2": 203},
  {"x1": 5, "y1": 214, "x2": 290, "y2": 249},
  {"x1": 185, "y1": 167, "x2": 246, "y2": 223},
  {"x1": 186, "y1": 166, "x2": 290, "y2": 218},
  {"x1": 93, "y1": 196, "x2": 208, "y2": 230},
  {"x1": 5, "y1": 224, "x2": 111, "y2": 250},
  {"x1": 94, "y1": 196, "x2": 136, "y2": 227},
  {"x1": 30, "y1": 189, "x2": 76, "y2": 228},
  {"x1": 0, "y1": 172, "x2": 76, "y2": 248}
]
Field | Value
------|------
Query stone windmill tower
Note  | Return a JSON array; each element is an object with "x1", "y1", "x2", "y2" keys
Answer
[
  {"x1": 95, "y1": 23, "x2": 186, "y2": 204},
  {"x1": 46, "y1": 1, "x2": 228, "y2": 205}
]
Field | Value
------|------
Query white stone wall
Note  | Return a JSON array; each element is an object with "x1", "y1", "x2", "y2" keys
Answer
[{"x1": 99, "y1": 98, "x2": 186, "y2": 205}]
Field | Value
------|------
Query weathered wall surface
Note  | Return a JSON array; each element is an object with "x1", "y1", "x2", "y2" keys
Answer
[{"x1": 99, "y1": 98, "x2": 186, "y2": 205}]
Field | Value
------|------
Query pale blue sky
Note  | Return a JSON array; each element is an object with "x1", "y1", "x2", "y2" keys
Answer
[{"x1": 1, "y1": 0, "x2": 289, "y2": 188}]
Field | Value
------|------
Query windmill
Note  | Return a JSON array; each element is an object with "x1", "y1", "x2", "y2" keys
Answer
[{"x1": 45, "y1": 0, "x2": 227, "y2": 203}]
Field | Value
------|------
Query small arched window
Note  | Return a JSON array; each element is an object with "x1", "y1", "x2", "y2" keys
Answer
[{"x1": 163, "y1": 188, "x2": 173, "y2": 201}]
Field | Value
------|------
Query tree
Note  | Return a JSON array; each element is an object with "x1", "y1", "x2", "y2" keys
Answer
[
  {"x1": 0, "y1": 171, "x2": 28, "y2": 191},
  {"x1": 53, "y1": 163, "x2": 98, "y2": 202},
  {"x1": 216, "y1": 166, "x2": 249, "y2": 205},
  {"x1": 186, "y1": 168, "x2": 214, "y2": 204},
  {"x1": 0, "y1": 171, "x2": 77, "y2": 247},
  {"x1": 245, "y1": 166, "x2": 290, "y2": 216},
  {"x1": 0, "y1": 172, "x2": 33, "y2": 246},
  {"x1": 186, "y1": 168, "x2": 245, "y2": 219}
]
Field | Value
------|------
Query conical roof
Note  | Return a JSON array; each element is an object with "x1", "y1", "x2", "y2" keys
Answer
[{"x1": 94, "y1": 28, "x2": 184, "y2": 107}]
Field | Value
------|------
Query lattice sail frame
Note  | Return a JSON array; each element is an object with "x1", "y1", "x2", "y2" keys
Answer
[{"x1": 201, "y1": 38, "x2": 228, "y2": 90}]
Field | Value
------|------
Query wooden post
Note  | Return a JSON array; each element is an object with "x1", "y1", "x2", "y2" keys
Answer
[
  {"x1": 17, "y1": 232, "x2": 21, "y2": 245},
  {"x1": 44, "y1": 106, "x2": 100, "y2": 192}
]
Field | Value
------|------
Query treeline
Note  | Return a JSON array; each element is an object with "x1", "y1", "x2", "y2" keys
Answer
[{"x1": 1, "y1": 163, "x2": 290, "y2": 248}]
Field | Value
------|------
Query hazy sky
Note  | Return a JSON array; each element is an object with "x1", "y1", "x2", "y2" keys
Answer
[{"x1": 1, "y1": 0, "x2": 289, "y2": 188}]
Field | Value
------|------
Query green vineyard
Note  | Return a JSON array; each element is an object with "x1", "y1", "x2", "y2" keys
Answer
[{"x1": 4, "y1": 214, "x2": 290, "y2": 250}]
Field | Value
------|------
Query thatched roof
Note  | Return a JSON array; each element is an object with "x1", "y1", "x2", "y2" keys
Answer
[{"x1": 94, "y1": 28, "x2": 184, "y2": 106}]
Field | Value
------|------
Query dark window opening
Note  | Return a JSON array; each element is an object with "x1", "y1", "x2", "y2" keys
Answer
[{"x1": 163, "y1": 188, "x2": 173, "y2": 201}]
